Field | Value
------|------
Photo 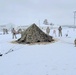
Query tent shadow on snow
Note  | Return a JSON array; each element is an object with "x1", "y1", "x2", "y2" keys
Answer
[{"x1": 16, "y1": 23, "x2": 54, "y2": 44}]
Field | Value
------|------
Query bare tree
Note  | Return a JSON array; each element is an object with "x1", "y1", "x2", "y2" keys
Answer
[
  {"x1": 43, "y1": 19, "x2": 49, "y2": 25},
  {"x1": 50, "y1": 23, "x2": 54, "y2": 26}
]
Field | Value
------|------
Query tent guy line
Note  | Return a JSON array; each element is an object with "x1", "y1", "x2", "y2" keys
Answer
[{"x1": 0, "y1": 45, "x2": 25, "y2": 57}]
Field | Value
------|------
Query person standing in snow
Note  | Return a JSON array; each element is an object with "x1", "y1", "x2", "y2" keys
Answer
[
  {"x1": 46, "y1": 27, "x2": 50, "y2": 35},
  {"x1": 12, "y1": 28, "x2": 17, "y2": 39},
  {"x1": 5, "y1": 29, "x2": 8, "y2": 34},
  {"x1": 58, "y1": 26, "x2": 62, "y2": 37},
  {"x1": 3, "y1": 28, "x2": 5, "y2": 34},
  {"x1": 74, "y1": 39, "x2": 76, "y2": 47},
  {"x1": 53, "y1": 29, "x2": 56, "y2": 37}
]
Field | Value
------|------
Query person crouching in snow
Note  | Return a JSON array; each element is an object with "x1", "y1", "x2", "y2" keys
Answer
[
  {"x1": 74, "y1": 39, "x2": 76, "y2": 47},
  {"x1": 12, "y1": 28, "x2": 17, "y2": 39}
]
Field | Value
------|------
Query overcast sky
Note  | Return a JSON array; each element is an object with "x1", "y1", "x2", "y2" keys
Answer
[{"x1": 0, "y1": 0, "x2": 76, "y2": 26}]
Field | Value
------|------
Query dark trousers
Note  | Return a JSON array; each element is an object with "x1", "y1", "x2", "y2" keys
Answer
[
  {"x1": 12, "y1": 33, "x2": 17, "y2": 39},
  {"x1": 58, "y1": 31, "x2": 62, "y2": 37}
]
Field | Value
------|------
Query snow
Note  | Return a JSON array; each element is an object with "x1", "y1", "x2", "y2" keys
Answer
[{"x1": 0, "y1": 28, "x2": 76, "y2": 75}]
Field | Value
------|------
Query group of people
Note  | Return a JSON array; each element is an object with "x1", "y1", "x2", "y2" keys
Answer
[
  {"x1": 2, "y1": 27, "x2": 76, "y2": 47},
  {"x1": 46, "y1": 26, "x2": 62, "y2": 37},
  {"x1": 11, "y1": 28, "x2": 22, "y2": 39},
  {"x1": 3, "y1": 28, "x2": 17, "y2": 39},
  {"x1": 46, "y1": 26, "x2": 76, "y2": 47},
  {"x1": 2, "y1": 28, "x2": 22, "y2": 39},
  {"x1": 3, "y1": 28, "x2": 8, "y2": 34}
]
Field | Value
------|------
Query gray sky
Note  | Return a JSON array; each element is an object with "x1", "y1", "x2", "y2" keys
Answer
[{"x1": 0, "y1": 0, "x2": 76, "y2": 26}]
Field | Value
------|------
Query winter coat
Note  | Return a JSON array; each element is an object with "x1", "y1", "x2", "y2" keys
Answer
[
  {"x1": 12, "y1": 28, "x2": 16, "y2": 34},
  {"x1": 58, "y1": 26, "x2": 62, "y2": 32}
]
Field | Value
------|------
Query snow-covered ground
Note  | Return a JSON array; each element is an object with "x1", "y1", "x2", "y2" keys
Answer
[{"x1": 0, "y1": 28, "x2": 76, "y2": 75}]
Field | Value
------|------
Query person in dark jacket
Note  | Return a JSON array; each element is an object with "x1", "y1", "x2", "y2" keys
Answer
[{"x1": 58, "y1": 26, "x2": 62, "y2": 37}]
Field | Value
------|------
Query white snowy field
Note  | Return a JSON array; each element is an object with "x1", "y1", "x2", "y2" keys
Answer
[{"x1": 0, "y1": 28, "x2": 76, "y2": 75}]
